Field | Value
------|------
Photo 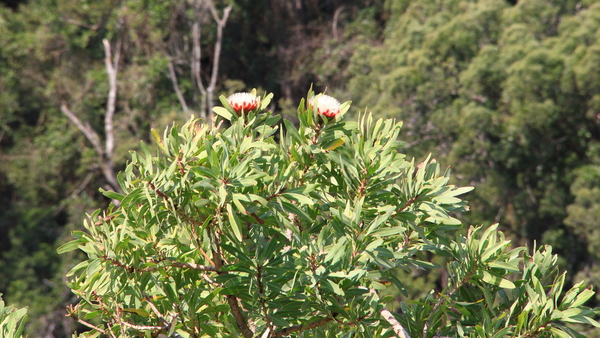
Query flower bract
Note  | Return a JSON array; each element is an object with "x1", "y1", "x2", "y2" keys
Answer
[
  {"x1": 310, "y1": 95, "x2": 341, "y2": 118},
  {"x1": 227, "y1": 92, "x2": 260, "y2": 114}
]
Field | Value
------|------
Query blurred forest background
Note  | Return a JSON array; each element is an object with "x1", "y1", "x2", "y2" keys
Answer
[{"x1": 1, "y1": 0, "x2": 600, "y2": 336}]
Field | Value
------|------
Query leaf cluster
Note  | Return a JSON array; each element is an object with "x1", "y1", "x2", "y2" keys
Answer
[
  {"x1": 57, "y1": 90, "x2": 599, "y2": 337},
  {"x1": 0, "y1": 293, "x2": 27, "y2": 338}
]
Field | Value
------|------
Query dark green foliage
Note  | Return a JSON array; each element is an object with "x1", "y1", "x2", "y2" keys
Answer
[{"x1": 341, "y1": 0, "x2": 600, "y2": 309}]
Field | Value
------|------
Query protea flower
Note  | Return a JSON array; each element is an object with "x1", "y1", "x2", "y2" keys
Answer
[
  {"x1": 310, "y1": 95, "x2": 341, "y2": 118},
  {"x1": 227, "y1": 92, "x2": 260, "y2": 114}
]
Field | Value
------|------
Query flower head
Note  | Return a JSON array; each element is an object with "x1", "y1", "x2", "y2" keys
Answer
[
  {"x1": 227, "y1": 92, "x2": 260, "y2": 114},
  {"x1": 310, "y1": 95, "x2": 341, "y2": 118}
]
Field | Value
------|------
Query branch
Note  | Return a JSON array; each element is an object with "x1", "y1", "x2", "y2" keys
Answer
[
  {"x1": 54, "y1": 171, "x2": 94, "y2": 215},
  {"x1": 205, "y1": 1, "x2": 232, "y2": 122},
  {"x1": 380, "y1": 308, "x2": 411, "y2": 338},
  {"x1": 143, "y1": 295, "x2": 183, "y2": 338},
  {"x1": 102, "y1": 37, "x2": 123, "y2": 193},
  {"x1": 62, "y1": 39, "x2": 122, "y2": 194},
  {"x1": 103, "y1": 254, "x2": 217, "y2": 273},
  {"x1": 167, "y1": 58, "x2": 190, "y2": 113},
  {"x1": 422, "y1": 261, "x2": 478, "y2": 338},
  {"x1": 67, "y1": 304, "x2": 109, "y2": 335},
  {"x1": 226, "y1": 295, "x2": 255, "y2": 338},
  {"x1": 71, "y1": 317, "x2": 108, "y2": 335},
  {"x1": 102, "y1": 38, "x2": 120, "y2": 160},
  {"x1": 60, "y1": 103, "x2": 103, "y2": 155},
  {"x1": 332, "y1": 6, "x2": 345, "y2": 40},
  {"x1": 275, "y1": 317, "x2": 333, "y2": 337},
  {"x1": 171, "y1": 261, "x2": 217, "y2": 271},
  {"x1": 119, "y1": 321, "x2": 163, "y2": 331},
  {"x1": 192, "y1": 0, "x2": 208, "y2": 118}
]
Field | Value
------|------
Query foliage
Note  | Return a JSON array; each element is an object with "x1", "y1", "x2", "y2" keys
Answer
[
  {"x1": 0, "y1": 293, "x2": 27, "y2": 338},
  {"x1": 3, "y1": 0, "x2": 600, "y2": 336},
  {"x1": 341, "y1": 0, "x2": 600, "y2": 309},
  {"x1": 59, "y1": 90, "x2": 599, "y2": 337}
]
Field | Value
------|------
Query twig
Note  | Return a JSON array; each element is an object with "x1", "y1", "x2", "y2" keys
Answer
[
  {"x1": 54, "y1": 171, "x2": 94, "y2": 215},
  {"x1": 103, "y1": 255, "x2": 217, "y2": 273},
  {"x1": 60, "y1": 103, "x2": 103, "y2": 155},
  {"x1": 171, "y1": 261, "x2": 217, "y2": 271},
  {"x1": 142, "y1": 296, "x2": 184, "y2": 338},
  {"x1": 422, "y1": 262, "x2": 477, "y2": 338},
  {"x1": 71, "y1": 316, "x2": 108, "y2": 334},
  {"x1": 167, "y1": 58, "x2": 190, "y2": 113},
  {"x1": 380, "y1": 308, "x2": 411, "y2": 338},
  {"x1": 119, "y1": 321, "x2": 163, "y2": 330},
  {"x1": 275, "y1": 317, "x2": 333, "y2": 337}
]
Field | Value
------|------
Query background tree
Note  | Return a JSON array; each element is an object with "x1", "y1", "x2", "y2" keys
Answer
[{"x1": 338, "y1": 0, "x2": 600, "y2": 319}]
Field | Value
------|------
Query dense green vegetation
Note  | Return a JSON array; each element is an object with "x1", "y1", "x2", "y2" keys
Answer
[
  {"x1": 1, "y1": 0, "x2": 600, "y2": 336},
  {"x1": 56, "y1": 92, "x2": 599, "y2": 337}
]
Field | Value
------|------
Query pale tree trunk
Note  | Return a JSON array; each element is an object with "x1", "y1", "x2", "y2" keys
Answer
[
  {"x1": 192, "y1": 0, "x2": 208, "y2": 120},
  {"x1": 102, "y1": 38, "x2": 121, "y2": 193},
  {"x1": 166, "y1": 0, "x2": 232, "y2": 124},
  {"x1": 205, "y1": 0, "x2": 232, "y2": 123},
  {"x1": 61, "y1": 38, "x2": 123, "y2": 199}
]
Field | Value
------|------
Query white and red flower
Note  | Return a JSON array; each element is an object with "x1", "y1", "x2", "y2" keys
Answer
[
  {"x1": 310, "y1": 95, "x2": 341, "y2": 118},
  {"x1": 227, "y1": 92, "x2": 260, "y2": 114}
]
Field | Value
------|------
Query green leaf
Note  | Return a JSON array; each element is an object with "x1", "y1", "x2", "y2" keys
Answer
[
  {"x1": 100, "y1": 188, "x2": 124, "y2": 201},
  {"x1": 550, "y1": 327, "x2": 575, "y2": 338},
  {"x1": 284, "y1": 119, "x2": 303, "y2": 144},
  {"x1": 227, "y1": 203, "x2": 243, "y2": 242},
  {"x1": 481, "y1": 271, "x2": 515, "y2": 289},
  {"x1": 213, "y1": 106, "x2": 233, "y2": 120},
  {"x1": 488, "y1": 261, "x2": 520, "y2": 273},
  {"x1": 56, "y1": 239, "x2": 85, "y2": 254},
  {"x1": 570, "y1": 287, "x2": 595, "y2": 308},
  {"x1": 281, "y1": 192, "x2": 314, "y2": 205},
  {"x1": 561, "y1": 315, "x2": 600, "y2": 327}
]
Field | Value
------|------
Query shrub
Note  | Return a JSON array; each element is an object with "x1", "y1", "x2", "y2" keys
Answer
[{"x1": 58, "y1": 90, "x2": 599, "y2": 338}]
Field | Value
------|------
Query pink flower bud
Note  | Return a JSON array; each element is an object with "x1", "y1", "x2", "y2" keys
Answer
[
  {"x1": 310, "y1": 95, "x2": 341, "y2": 118},
  {"x1": 227, "y1": 92, "x2": 260, "y2": 114}
]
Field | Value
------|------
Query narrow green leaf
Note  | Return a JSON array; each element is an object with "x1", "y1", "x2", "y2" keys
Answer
[
  {"x1": 213, "y1": 106, "x2": 233, "y2": 120},
  {"x1": 100, "y1": 189, "x2": 123, "y2": 201},
  {"x1": 281, "y1": 192, "x2": 314, "y2": 205},
  {"x1": 227, "y1": 203, "x2": 243, "y2": 242},
  {"x1": 482, "y1": 271, "x2": 515, "y2": 289},
  {"x1": 57, "y1": 239, "x2": 85, "y2": 254}
]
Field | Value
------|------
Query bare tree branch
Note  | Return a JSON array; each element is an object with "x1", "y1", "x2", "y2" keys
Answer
[
  {"x1": 205, "y1": 1, "x2": 232, "y2": 123},
  {"x1": 60, "y1": 103, "x2": 103, "y2": 155},
  {"x1": 332, "y1": 6, "x2": 345, "y2": 40},
  {"x1": 192, "y1": 0, "x2": 208, "y2": 119},
  {"x1": 60, "y1": 38, "x2": 123, "y2": 195},
  {"x1": 165, "y1": 0, "x2": 231, "y2": 122},
  {"x1": 167, "y1": 58, "x2": 190, "y2": 113},
  {"x1": 103, "y1": 38, "x2": 120, "y2": 162},
  {"x1": 101, "y1": 38, "x2": 123, "y2": 194}
]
